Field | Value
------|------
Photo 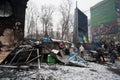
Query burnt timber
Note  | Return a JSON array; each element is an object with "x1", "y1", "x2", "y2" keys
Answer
[
  {"x1": 0, "y1": 0, "x2": 28, "y2": 45},
  {"x1": 0, "y1": 0, "x2": 28, "y2": 64}
]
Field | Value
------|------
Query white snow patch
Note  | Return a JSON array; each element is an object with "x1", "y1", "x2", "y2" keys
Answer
[{"x1": 34, "y1": 62, "x2": 120, "y2": 80}]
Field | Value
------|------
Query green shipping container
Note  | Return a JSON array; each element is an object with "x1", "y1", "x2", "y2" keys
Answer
[{"x1": 47, "y1": 54, "x2": 56, "y2": 63}]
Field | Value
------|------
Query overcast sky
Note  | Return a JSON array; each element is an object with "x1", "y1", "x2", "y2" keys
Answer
[
  {"x1": 25, "y1": 0, "x2": 103, "y2": 33},
  {"x1": 33, "y1": 0, "x2": 103, "y2": 18}
]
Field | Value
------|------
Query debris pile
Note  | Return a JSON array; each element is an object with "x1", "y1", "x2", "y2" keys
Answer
[
  {"x1": 0, "y1": 37, "x2": 90, "y2": 68},
  {"x1": 0, "y1": 38, "x2": 120, "y2": 80}
]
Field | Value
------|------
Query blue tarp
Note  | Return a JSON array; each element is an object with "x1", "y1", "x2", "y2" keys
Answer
[
  {"x1": 69, "y1": 51, "x2": 88, "y2": 67},
  {"x1": 45, "y1": 37, "x2": 50, "y2": 42}
]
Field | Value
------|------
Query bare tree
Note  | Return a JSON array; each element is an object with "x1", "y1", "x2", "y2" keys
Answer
[
  {"x1": 55, "y1": 24, "x2": 61, "y2": 39},
  {"x1": 59, "y1": 0, "x2": 72, "y2": 40},
  {"x1": 25, "y1": 2, "x2": 38, "y2": 39},
  {"x1": 49, "y1": 28, "x2": 54, "y2": 38},
  {"x1": 40, "y1": 5, "x2": 54, "y2": 37}
]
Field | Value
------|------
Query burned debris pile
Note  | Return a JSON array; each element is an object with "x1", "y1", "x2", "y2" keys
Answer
[
  {"x1": 0, "y1": 38, "x2": 91, "y2": 68},
  {"x1": 0, "y1": 38, "x2": 120, "y2": 80},
  {"x1": 0, "y1": 39, "x2": 69, "y2": 67}
]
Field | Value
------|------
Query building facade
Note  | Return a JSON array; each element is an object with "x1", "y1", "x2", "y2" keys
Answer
[
  {"x1": 90, "y1": 0, "x2": 120, "y2": 42},
  {"x1": 73, "y1": 7, "x2": 88, "y2": 45}
]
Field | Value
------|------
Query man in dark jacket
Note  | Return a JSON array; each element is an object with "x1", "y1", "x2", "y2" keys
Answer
[
  {"x1": 110, "y1": 50, "x2": 117, "y2": 63},
  {"x1": 96, "y1": 48, "x2": 105, "y2": 63}
]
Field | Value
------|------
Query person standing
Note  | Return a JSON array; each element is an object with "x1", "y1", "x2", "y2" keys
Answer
[
  {"x1": 110, "y1": 50, "x2": 117, "y2": 63},
  {"x1": 96, "y1": 48, "x2": 105, "y2": 63},
  {"x1": 79, "y1": 45, "x2": 85, "y2": 58}
]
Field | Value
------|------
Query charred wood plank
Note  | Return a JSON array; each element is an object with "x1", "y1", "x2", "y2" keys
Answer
[{"x1": 9, "y1": 48, "x2": 24, "y2": 65}]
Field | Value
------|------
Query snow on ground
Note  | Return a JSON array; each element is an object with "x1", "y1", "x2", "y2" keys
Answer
[
  {"x1": 35, "y1": 62, "x2": 120, "y2": 80},
  {"x1": 0, "y1": 62, "x2": 120, "y2": 80}
]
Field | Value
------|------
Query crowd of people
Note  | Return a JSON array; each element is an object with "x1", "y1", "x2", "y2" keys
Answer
[
  {"x1": 66, "y1": 39, "x2": 120, "y2": 64},
  {"x1": 93, "y1": 40, "x2": 120, "y2": 64},
  {"x1": 51, "y1": 38, "x2": 120, "y2": 65}
]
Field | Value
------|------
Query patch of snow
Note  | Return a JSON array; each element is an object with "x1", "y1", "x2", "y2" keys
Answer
[
  {"x1": 0, "y1": 62, "x2": 120, "y2": 80},
  {"x1": 34, "y1": 63, "x2": 120, "y2": 80}
]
